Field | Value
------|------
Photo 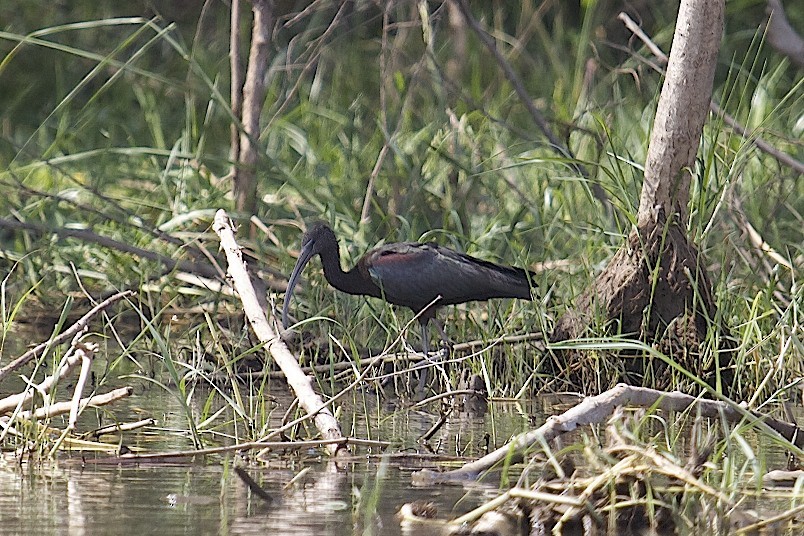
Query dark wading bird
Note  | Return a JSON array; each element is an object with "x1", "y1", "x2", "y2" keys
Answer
[{"x1": 282, "y1": 222, "x2": 536, "y2": 390}]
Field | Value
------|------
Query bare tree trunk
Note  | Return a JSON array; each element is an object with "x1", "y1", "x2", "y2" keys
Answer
[
  {"x1": 638, "y1": 0, "x2": 722, "y2": 226},
  {"x1": 229, "y1": 0, "x2": 243, "y2": 177},
  {"x1": 233, "y1": 0, "x2": 274, "y2": 217},
  {"x1": 552, "y1": 0, "x2": 731, "y2": 390}
]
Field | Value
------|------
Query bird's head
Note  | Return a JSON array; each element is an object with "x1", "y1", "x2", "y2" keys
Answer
[
  {"x1": 300, "y1": 221, "x2": 338, "y2": 255},
  {"x1": 282, "y1": 222, "x2": 338, "y2": 329}
]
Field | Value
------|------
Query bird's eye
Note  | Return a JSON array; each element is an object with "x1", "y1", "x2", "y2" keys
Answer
[{"x1": 379, "y1": 250, "x2": 395, "y2": 256}]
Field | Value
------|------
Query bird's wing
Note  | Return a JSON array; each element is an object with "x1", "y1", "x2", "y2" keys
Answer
[{"x1": 365, "y1": 243, "x2": 533, "y2": 310}]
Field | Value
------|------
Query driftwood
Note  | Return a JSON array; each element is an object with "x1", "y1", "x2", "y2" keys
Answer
[
  {"x1": 415, "y1": 383, "x2": 804, "y2": 482},
  {"x1": 212, "y1": 209, "x2": 345, "y2": 457}
]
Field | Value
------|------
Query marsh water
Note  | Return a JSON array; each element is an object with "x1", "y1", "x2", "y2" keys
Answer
[
  {"x1": 1, "y1": 331, "x2": 797, "y2": 536},
  {"x1": 0, "y1": 355, "x2": 554, "y2": 536}
]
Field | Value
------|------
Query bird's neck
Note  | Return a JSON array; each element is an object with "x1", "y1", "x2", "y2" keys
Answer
[{"x1": 320, "y1": 249, "x2": 381, "y2": 298}]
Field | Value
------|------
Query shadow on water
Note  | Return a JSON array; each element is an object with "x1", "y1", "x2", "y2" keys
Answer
[{"x1": 0, "y1": 372, "x2": 549, "y2": 536}]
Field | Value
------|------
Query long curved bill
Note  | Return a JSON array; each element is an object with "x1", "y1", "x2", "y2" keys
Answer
[{"x1": 282, "y1": 240, "x2": 316, "y2": 329}]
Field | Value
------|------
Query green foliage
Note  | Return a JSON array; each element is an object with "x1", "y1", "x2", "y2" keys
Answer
[{"x1": 0, "y1": 1, "x2": 800, "y2": 403}]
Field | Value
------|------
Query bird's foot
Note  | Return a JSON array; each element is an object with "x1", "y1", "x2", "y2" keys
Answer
[{"x1": 437, "y1": 339, "x2": 453, "y2": 358}]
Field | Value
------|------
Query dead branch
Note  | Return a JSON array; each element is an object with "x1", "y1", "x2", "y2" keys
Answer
[
  {"x1": 416, "y1": 383, "x2": 804, "y2": 482},
  {"x1": 0, "y1": 290, "x2": 133, "y2": 384},
  {"x1": 213, "y1": 209, "x2": 345, "y2": 456}
]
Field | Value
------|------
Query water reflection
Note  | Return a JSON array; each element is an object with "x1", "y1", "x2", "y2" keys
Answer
[
  {"x1": 0, "y1": 383, "x2": 539, "y2": 535},
  {"x1": 0, "y1": 457, "x2": 490, "y2": 535}
]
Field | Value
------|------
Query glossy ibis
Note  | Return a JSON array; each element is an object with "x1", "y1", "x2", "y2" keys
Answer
[{"x1": 282, "y1": 222, "x2": 536, "y2": 387}]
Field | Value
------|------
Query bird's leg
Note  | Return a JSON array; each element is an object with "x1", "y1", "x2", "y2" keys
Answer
[
  {"x1": 416, "y1": 319, "x2": 431, "y2": 395},
  {"x1": 432, "y1": 318, "x2": 452, "y2": 357},
  {"x1": 415, "y1": 316, "x2": 455, "y2": 398}
]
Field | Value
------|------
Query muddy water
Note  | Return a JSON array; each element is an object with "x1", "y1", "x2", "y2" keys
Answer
[{"x1": 0, "y1": 369, "x2": 549, "y2": 536}]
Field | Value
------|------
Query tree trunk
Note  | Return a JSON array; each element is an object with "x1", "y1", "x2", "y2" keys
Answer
[
  {"x1": 551, "y1": 0, "x2": 732, "y2": 390},
  {"x1": 233, "y1": 0, "x2": 274, "y2": 217}
]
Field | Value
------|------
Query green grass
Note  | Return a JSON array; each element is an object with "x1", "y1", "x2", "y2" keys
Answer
[{"x1": 0, "y1": 1, "x2": 801, "y2": 494}]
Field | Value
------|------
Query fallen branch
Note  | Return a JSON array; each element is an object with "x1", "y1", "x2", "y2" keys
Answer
[
  {"x1": 415, "y1": 383, "x2": 804, "y2": 482},
  {"x1": 213, "y1": 209, "x2": 345, "y2": 457},
  {"x1": 4, "y1": 387, "x2": 133, "y2": 422}
]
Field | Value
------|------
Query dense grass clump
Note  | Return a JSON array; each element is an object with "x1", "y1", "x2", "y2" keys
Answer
[{"x1": 0, "y1": 2, "x2": 800, "y2": 402}]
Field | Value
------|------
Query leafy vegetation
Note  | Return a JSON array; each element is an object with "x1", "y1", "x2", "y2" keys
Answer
[{"x1": 0, "y1": 0, "x2": 802, "y2": 531}]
